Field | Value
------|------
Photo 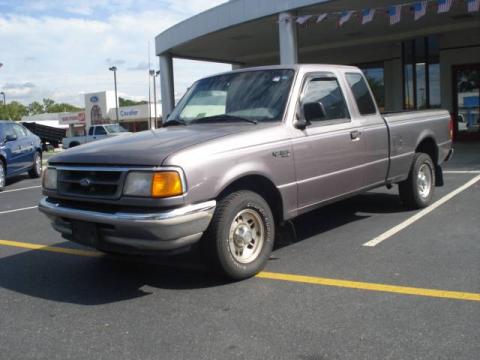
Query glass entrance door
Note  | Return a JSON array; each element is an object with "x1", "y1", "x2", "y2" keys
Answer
[{"x1": 453, "y1": 64, "x2": 480, "y2": 141}]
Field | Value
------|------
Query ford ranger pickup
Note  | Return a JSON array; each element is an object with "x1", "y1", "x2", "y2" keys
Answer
[{"x1": 39, "y1": 65, "x2": 453, "y2": 280}]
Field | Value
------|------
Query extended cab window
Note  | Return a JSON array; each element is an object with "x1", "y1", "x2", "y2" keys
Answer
[
  {"x1": 88, "y1": 127, "x2": 94, "y2": 135},
  {"x1": 346, "y1": 73, "x2": 377, "y2": 115},
  {"x1": 302, "y1": 77, "x2": 350, "y2": 123}
]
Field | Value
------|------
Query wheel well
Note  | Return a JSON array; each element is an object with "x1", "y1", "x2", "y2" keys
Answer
[
  {"x1": 416, "y1": 137, "x2": 438, "y2": 164},
  {"x1": 69, "y1": 141, "x2": 80, "y2": 147},
  {"x1": 218, "y1": 175, "x2": 284, "y2": 223}
]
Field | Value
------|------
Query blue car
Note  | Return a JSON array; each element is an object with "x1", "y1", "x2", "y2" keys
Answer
[{"x1": 0, "y1": 120, "x2": 43, "y2": 191}]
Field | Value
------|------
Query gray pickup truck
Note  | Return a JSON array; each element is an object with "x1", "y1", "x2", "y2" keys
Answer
[{"x1": 39, "y1": 65, "x2": 453, "y2": 280}]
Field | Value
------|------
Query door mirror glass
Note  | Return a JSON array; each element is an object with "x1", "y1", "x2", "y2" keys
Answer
[{"x1": 303, "y1": 101, "x2": 326, "y2": 122}]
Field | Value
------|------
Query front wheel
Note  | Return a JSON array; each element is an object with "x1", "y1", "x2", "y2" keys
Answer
[
  {"x1": 29, "y1": 152, "x2": 42, "y2": 178},
  {"x1": 399, "y1": 153, "x2": 435, "y2": 209},
  {"x1": 0, "y1": 161, "x2": 6, "y2": 191},
  {"x1": 203, "y1": 190, "x2": 275, "y2": 280}
]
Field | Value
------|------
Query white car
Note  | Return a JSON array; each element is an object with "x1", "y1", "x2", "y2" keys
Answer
[{"x1": 62, "y1": 124, "x2": 130, "y2": 149}]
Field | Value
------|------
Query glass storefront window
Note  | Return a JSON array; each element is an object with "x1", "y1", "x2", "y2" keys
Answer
[
  {"x1": 403, "y1": 36, "x2": 440, "y2": 110},
  {"x1": 359, "y1": 64, "x2": 385, "y2": 112}
]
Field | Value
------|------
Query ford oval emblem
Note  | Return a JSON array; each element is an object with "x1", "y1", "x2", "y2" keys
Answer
[
  {"x1": 90, "y1": 96, "x2": 99, "y2": 103},
  {"x1": 79, "y1": 178, "x2": 92, "y2": 187}
]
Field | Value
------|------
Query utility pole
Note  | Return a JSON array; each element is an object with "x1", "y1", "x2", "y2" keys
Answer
[
  {"x1": 109, "y1": 66, "x2": 119, "y2": 123},
  {"x1": 149, "y1": 70, "x2": 158, "y2": 129}
]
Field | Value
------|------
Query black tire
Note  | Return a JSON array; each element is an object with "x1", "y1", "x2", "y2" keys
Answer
[
  {"x1": 69, "y1": 142, "x2": 80, "y2": 148},
  {"x1": 0, "y1": 160, "x2": 5, "y2": 191},
  {"x1": 203, "y1": 190, "x2": 275, "y2": 280},
  {"x1": 28, "y1": 152, "x2": 42, "y2": 178},
  {"x1": 399, "y1": 153, "x2": 435, "y2": 209}
]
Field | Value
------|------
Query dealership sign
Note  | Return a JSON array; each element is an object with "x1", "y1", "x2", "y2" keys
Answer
[{"x1": 60, "y1": 112, "x2": 86, "y2": 125}]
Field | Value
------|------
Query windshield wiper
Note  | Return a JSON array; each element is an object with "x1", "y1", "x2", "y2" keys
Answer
[
  {"x1": 164, "y1": 118, "x2": 187, "y2": 127},
  {"x1": 190, "y1": 114, "x2": 258, "y2": 125}
]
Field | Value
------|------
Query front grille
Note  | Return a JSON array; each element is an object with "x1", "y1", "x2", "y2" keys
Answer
[{"x1": 58, "y1": 168, "x2": 125, "y2": 199}]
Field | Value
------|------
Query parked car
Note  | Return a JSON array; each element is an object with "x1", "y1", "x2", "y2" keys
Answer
[
  {"x1": 39, "y1": 65, "x2": 453, "y2": 280},
  {"x1": 0, "y1": 120, "x2": 43, "y2": 190},
  {"x1": 62, "y1": 124, "x2": 130, "y2": 149}
]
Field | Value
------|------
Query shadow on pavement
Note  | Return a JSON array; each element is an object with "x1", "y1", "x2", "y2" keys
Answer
[
  {"x1": 0, "y1": 247, "x2": 230, "y2": 305},
  {"x1": 0, "y1": 190, "x2": 406, "y2": 305},
  {"x1": 276, "y1": 191, "x2": 405, "y2": 248}
]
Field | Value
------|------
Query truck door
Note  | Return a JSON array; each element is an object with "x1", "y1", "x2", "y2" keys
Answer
[
  {"x1": 344, "y1": 72, "x2": 389, "y2": 187},
  {"x1": 292, "y1": 73, "x2": 366, "y2": 212},
  {"x1": 12, "y1": 123, "x2": 35, "y2": 170}
]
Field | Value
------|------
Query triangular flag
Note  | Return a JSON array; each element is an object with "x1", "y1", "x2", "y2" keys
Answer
[
  {"x1": 361, "y1": 9, "x2": 375, "y2": 25},
  {"x1": 338, "y1": 10, "x2": 354, "y2": 27},
  {"x1": 437, "y1": 0, "x2": 454, "y2": 13},
  {"x1": 413, "y1": 1, "x2": 428, "y2": 21},
  {"x1": 388, "y1": 5, "x2": 402, "y2": 25},
  {"x1": 296, "y1": 15, "x2": 313, "y2": 25},
  {"x1": 316, "y1": 13, "x2": 327, "y2": 23},
  {"x1": 467, "y1": 0, "x2": 480, "y2": 12}
]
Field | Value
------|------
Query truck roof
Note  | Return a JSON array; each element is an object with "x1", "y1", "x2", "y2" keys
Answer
[{"x1": 206, "y1": 64, "x2": 361, "y2": 80}]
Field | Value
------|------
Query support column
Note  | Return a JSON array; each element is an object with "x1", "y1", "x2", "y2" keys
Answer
[
  {"x1": 159, "y1": 53, "x2": 175, "y2": 121},
  {"x1": 278, "y1": 12, "x2": 298, "y2": 65}
]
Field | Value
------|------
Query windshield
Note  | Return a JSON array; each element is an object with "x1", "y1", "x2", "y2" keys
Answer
[
  {"x1": 167, "y1": 69, "x2": 295, "y2": 125},
  {"x1": 104, "y1": 124, "x2": 128, "y2": 133}
]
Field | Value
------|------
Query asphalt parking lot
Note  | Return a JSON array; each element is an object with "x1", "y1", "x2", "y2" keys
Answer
[{"x1": 1, "y1": 147, "x2": 479, "y2": 360}]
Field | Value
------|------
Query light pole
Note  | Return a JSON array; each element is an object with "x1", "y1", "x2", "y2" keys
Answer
[
  {"x1": 149, "y1": 70, "x2": 159, "y2": 129},
  {"x1": 109, "y1": 66, "x2": 119, "y2": 123}
]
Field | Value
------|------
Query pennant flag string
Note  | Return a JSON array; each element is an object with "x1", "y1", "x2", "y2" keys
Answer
[{"x1": 289, "y1": 0, "x2": 476, "y2": 28}]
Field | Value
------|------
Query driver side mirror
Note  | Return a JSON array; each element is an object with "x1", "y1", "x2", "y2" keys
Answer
[
  {"x1": 294, "y1": 101, "x2": 327, "y2": 130},
  {"x1": 4, "y1": 134, "x2": 17, "y2": 142}
]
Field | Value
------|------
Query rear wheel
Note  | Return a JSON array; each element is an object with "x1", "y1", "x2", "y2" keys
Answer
[
  {"x1": 0, "y1": 160, "x2": 6, "y2": 191},
  {"x1": 203, "y1": 190, "x2": 275, "y2": 280},
  {"x1": 399, "y1": 153, "x2": 435, "y2": 209},
  {"x1": 29, "y1": 152, "x2": 42, "y2": 178}
]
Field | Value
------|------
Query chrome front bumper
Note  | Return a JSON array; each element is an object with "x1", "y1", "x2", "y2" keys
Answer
[{"x1": 39, "y1": 197, "x2": 216, "y2": 252}]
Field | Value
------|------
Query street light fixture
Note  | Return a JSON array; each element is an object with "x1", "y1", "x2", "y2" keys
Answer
[{"x1": 109, "y1": 66, "x2": 119, "y2": 123}]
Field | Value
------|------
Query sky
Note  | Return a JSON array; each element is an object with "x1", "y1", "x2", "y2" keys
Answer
[{"x1": 0, "y1": 0, "x2": 230, "y2": 107}]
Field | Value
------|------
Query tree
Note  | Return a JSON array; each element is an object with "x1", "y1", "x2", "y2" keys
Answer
[
  {"x1": 28, "y1": 101, "x2": 44, "y2": 115},
  {"x1": 0, "y1": 101, "x2": 28, "y2": 121},
  {"x1": 119, "y1": 97, "x2": 147, "y2": 107}
]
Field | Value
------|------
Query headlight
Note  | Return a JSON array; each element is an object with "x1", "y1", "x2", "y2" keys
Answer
[
  {"x1": 42, "y1": 168, "x2": 58, "y2": 190},
  {"x1": 123, "y1": 171, "x2": 184, "y2": 198}
]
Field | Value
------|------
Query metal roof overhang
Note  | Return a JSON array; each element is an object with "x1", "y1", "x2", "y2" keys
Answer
[{"x1": 155, "y1": 0, "x2": 480, "y2": 66}]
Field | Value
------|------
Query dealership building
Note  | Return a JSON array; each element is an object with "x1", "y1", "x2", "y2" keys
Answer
[{"x1": 155, "y1": 0, "x2": 480, "y2": 141}]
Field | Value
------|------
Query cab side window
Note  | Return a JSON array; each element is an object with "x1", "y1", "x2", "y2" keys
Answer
[
  {"x1": 345, "y1": 73, "x2": 377, "y2": 115},
  {"x1": 2, "y1": 124, "x2": 16, "y2": 141},
  {"x1": 88, "y1": 127, "x2": 94, "y2": 136},
  {"x1": 302, "y1": 77, "x2": 350, "y2": 123},
  {"x1": 95, "y1": 126, "x2": 107, "y2": 135}
]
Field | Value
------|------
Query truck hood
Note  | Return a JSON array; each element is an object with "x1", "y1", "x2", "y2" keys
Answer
[{"x1": 49, "y1": 125, "x2": 252, "y2": 166}]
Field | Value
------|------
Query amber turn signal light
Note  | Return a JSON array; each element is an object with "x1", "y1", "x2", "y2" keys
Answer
[{"x1": 151, "y1": 171, "x2": 183, "y2": 198}]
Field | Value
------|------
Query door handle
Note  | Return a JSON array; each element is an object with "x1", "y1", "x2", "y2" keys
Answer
[{"x1": 350, "y1": 130, "x2": 362, "y2": 141}]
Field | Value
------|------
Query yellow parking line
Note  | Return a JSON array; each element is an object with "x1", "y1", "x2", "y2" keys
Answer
[
  {"x1": 0, "y1": 239, "x2": 101, "y2": 258},
  {"x1": 1, "y1": 239, "x2": 479, "y2": 302},
  {"x1": 256, "y1": 271, "x2": 480, "y2": 302}
]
